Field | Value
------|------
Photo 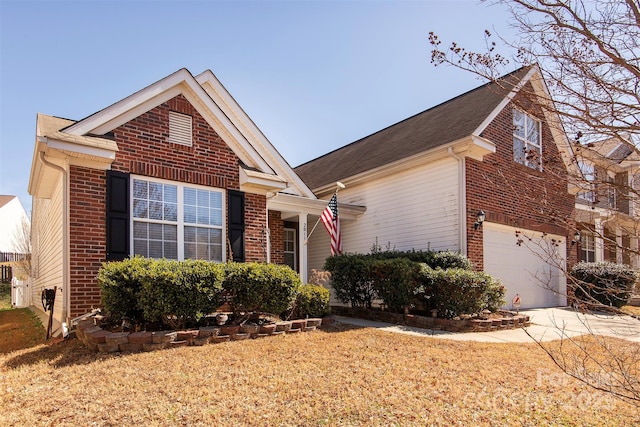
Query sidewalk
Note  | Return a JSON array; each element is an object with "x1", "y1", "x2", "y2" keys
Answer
[{"x1": 335, "y1": 307, "x2": 640, "y2": 343}]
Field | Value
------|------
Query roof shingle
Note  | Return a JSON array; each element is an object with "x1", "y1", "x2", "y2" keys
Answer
[{"x1": 295, "y1": 66, "x2": 532, "y2": 190}]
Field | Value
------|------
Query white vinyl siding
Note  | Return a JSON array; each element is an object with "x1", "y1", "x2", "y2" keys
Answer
[
  {"x1": 307, "y1": 157, "x2": 460, "y2": 276},
  {"x1": 168, "y1": 111, "x2": 193, "y2": 146},
  {"x1": 30, "y1": 176, "x2": 65, "y2": 328}
]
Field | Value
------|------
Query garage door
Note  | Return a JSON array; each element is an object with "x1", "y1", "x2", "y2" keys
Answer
[{"x1": 483, "y1": 223, "x2": 567, "y2": 309}]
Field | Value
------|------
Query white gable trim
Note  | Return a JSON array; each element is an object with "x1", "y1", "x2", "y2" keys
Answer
[
  {"x1": 473, "y1": 65, "x2": 577, "y2": 177},
  {"x1": 196, "y1": 70, "x2": 316, "y2": 200},
  {"x1": 473, "y1": 66, "x2": 538, "y2": 136},
  {"x1": 64, "y1": 68, "x2": 276, "y2": 175}
]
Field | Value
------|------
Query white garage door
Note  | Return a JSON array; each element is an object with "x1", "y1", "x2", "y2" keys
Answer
[{"x1": 483, "y1": 223, "x2": 567, "y2": 309}]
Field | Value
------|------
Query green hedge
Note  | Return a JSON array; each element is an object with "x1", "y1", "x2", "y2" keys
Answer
[
  {"x1": 97, "y1": 256, "x2": 153, "y2": 324},
  {"x1": 324, "y1": 254, "x2": 376, "y2": 308},
  {"x1": 138, "y1": 259, "x2": 224, "y2": 330},
  {"x1": 98, "y1": 258, "x2": 302, "y2": 328},
  {"x1": 324, "y1": 250, "x2": 474, "y2": 309},
  {"x1": 570, "y1": 262, "x2": 638, "y2": 309},
  {"x1": 223, "y1": 262, "x2": 301, "y2": 315},
  {"x1": 417, "y1": 267, "x2": 505, "y2": 318},
  {"x1": 291, "y1": 284, "x2": 331, "y2": 319},
  {"x1": 371, "y1": 258, "x2": 422, "y2": 313}
]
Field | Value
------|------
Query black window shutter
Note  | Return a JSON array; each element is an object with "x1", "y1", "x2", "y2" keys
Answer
[
  {"x1": 228, "y1": 190, "x2": 245, "y2": 262},
  {"x1": 106, "y1": 171, "x2": 130, "y2": 261}
]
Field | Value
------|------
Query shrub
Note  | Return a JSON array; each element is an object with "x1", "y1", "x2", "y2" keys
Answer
[
  {"x1": 138, "y1": 259, "x2": 224, "y2": 329},
  {"x1": 371, "y1": 258, "x2": 422, "y2": 313},
  {"x1": 570, "y1": 262, "x2": 638, "y2": 309},
  {"x1": 324, "y1": 254, "x2": 376, "y2": 308},
  {"x1": 97, "y1": 256, "x2": 153, "y2": 324},
  {"x1": 224, "y1": 262, "x2": 301, "y2": 315},
  {"x1": 291, "y1": 284, "x2": 331, "y2": 318},
  {"x1": 418, "y1": 266, "x2": 505, "y2": 318},
  {"x1": 425, "y1": 250, "x2": 473, "y2": 270},
  {"x1": 366, "y1": 248, "x2": 473, "y2": 270}
]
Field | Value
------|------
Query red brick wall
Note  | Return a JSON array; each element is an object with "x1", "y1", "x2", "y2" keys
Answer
[
  {"x1": 466, "y1": 85, "x2": 576, "y2": 269},
  {"x1": 244, "y1": 193, "x2": 267, "y2": 262},
  {"x1": 69, "y1": 166, "x2": 106, "y2": 319},
  {"x1": 67, "y1": 95, "x2": 270, "y2": 317},
  {"x1": 269, "y1": 210, "x2": 285, "y2": 265}
]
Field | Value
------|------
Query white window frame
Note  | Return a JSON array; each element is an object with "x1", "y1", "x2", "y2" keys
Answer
[
  {"x1": 283, "y1": 227, "x2": 297, "y2": 271},
  {"x1": 580, "y1": 232, "x2": 596, "y2": 262},
  {"x1": 168, "y1": 111, "x2": 193, "y2": 146},
  {"x1": 513, "y1": 108, "x2": 542, "y2": 171},
  {"x1": 130, "y1": 175, "x2": 225, "y2": 261},
  {"x1": 577, "y1": 160, "x2": 596, "y2": 202}
]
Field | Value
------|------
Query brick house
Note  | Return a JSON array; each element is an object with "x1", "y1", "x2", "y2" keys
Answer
[
  {"x1": 28, "y1": 68, "x2": 364, "y2": 334},
  {"x1": 296, "y1": 65, "x2": 577, "y2": 309},
  {"x1": 573, "y1": 135, "x2": 640, "y2": 266},
  {"x1": 29, "y1": 65, "x2": 578, "y2": 335}
]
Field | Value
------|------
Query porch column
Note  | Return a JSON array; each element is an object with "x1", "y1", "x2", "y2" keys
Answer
[
  {"x1": 594, "y1": 218, "x2": 605, "y2": 262},
  {"x1": 615, "y1": 226, "x2": 623, "y2": 264},
  {"x1": 298, "y1": 213, "x2": 308, "y2": 284}
]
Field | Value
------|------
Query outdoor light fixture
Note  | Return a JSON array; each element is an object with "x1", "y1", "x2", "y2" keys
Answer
[
  {"x1": 572, "y1": 230, "x2": 581, "y2": 245},
  {"x1": 473, "y1": 210, "x2": 486, "y2": 230}
]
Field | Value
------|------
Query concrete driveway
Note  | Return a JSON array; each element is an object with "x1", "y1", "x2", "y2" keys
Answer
[{"x1": 334, "y1": 307, "x2": 640, "y2": 343}]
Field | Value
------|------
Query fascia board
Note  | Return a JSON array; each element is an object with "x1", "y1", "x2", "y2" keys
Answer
[
  {"x1": 44, "y1": 137, "x2": 117, "y2": 163},
  {"x1": 28, "y1": 138, "x2": 46, "y2": 197},
  {"x1": 311, "y1": 136, "x2": 494, "y2": 197},
  {"x1": 473, "y1": 66, "x2": 578, "y2": 177},
  {"x1": 196, "y1": 70, "x2": 316, "y2": 200},
  {"x1": 268, "y1": 192, "x2": 366, "y2": 220},
  {"x1": 472, "y1": 66, "x2": 538, "y2": 137},
  {"x1": 239, "y1": 166, "x2": 289, "y2": 195},
  {"x1": 65, "y1": 69, "x2": 194, "y2": 135}
]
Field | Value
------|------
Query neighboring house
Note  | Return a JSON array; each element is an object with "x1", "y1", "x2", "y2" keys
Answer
[
  {"x1": 28, "y1": 68, "x2": 365, "y2": 334},
  {"x1": 0, "y1": 195, "x2": 30, "y2": 281},
  {"x1": 296, "y1": 65, "x2": 576, "y2": 309},
  {"x1": 574, "y1": 135, "x2": 640, "y2": 267}
]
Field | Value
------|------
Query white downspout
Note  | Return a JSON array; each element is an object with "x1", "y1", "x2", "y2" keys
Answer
[
  {"x1": 448, "y1": 147, "x2": 467, "y2": 255},
  {"x1": 39, "y1": 151, "x2": 69, "y2": 325}
]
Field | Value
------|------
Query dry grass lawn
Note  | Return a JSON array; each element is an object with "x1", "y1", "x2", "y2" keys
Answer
[{"x1": 1, "y1": 322, "x2": 638, "y2": 426}]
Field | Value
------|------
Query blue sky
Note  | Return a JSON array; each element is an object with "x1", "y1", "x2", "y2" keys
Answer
[{"x1": 0, "y1": 0, "x2": 515, "y2": 211}]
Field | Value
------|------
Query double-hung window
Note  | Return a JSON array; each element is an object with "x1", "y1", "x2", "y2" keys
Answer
[
  {"x1": 580, "y1": 232, "x2": 596, "y2": 262},
  {"x1": 513, "y1": 109, "x2": 542, "y2": 170},
  {"x1": 577, "y1": 161, "x2": 596, "y2": 202},
  {"x1": 132, "y1": 176, "x2": 224, "y2": 261}
]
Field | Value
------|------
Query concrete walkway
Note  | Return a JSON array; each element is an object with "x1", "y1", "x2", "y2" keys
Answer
[{"x1": 335, "y1": 307, "x2": 640, "y2": 343}]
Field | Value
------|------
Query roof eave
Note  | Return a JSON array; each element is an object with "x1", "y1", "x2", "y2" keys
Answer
[{"x1": 311, "y1": 135, "x2": 495, "y2": 196}]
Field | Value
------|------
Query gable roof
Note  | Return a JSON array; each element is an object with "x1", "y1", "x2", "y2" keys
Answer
[
  {"x1": 30, "y1": 69, "x2": 316, "y2": 199},
  {"x1": 576, "y1": 134, "x2": 640, "y2": 170},
  {"x1": 0, "y1": 195, "x2": 16, "y2": 210},
  {"x1": 294, "y1": 66, "x2": 534, "y2": 191}
]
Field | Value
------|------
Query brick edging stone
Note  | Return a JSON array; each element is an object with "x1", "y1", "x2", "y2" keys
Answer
[
  {"x1": 330, "y1": 306, "x2": 530, "y2": 333},
  {"x1": 75, "y1": 317, "x2": 329, "y2": 353}
]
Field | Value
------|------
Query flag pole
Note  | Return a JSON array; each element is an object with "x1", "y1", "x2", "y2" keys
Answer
[{"x1": 304, "y1": 181, "x2": 345, "y2": 244}]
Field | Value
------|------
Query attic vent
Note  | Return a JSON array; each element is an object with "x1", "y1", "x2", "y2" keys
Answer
[{"x1": 169, "y1": 111, "x2": 192, "y2": 146}]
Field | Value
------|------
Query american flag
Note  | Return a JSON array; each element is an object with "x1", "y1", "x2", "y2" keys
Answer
[{"x1": 321, "y1": 193, "x2": 342, "y2": 255}]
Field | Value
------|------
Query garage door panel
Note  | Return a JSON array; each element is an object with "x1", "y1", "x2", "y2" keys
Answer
[{"x1": 483, "y1": 223, "x2": 567, "y2": 309}]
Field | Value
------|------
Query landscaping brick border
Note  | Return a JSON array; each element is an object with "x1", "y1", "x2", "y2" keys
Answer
[
  {"x1": 330, "y1": 306, "x2": 530, "y2": 333},
  {"x1": 75, "y1": 317, "x2": 329, "y2": 353}
]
